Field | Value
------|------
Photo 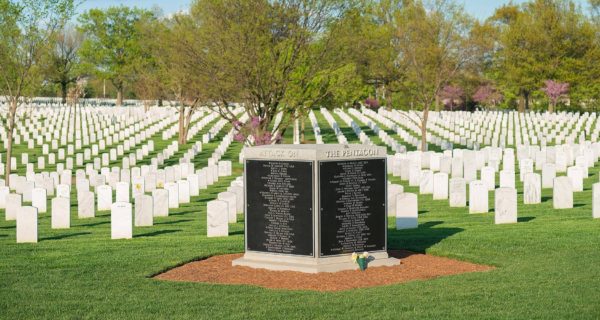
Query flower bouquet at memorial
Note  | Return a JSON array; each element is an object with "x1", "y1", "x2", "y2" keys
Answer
[{"x1": 351, "y1": 252, "x2": 369, "y2": 271}]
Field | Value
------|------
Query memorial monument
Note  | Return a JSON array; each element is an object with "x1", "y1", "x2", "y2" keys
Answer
[{"x1": 232, "y1": 144, "x2": 399, "y2": 273}]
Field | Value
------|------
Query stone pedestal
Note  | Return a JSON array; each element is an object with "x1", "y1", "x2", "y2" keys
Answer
[{"x1": 232, "y1": 145, "x2": 399, "y2": 273}]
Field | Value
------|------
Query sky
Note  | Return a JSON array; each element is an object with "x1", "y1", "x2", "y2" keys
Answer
[{"x1": 78, "y1": 0, "x2": 590, "y2": 20}]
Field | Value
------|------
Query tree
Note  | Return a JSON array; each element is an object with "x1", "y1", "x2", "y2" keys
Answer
[
  {"x1": 473, "y1": 84, "x2": 503, "y2": 109},
  {"x1": 440, "y1": 85, "x2": 464, "y2": 110},
  {"x1": 146, "y1": 12, "x2": 207, "y2": 145},
  {"x1": 395, "y1": 0, "x2": 474, "y2": 150},
  {"x1": 491, "y1": 0, "x2": 595, "y2": 111},
  {"x1": 542, "y1": 80, "x2": 569, "y2": 112},
  {"x1": 42, "y1": 26, "x2": 83, "y2": 104},
  {"x1": 0, "y1": 0, "x2": 75, "y2": 186},
  {"x1": 180, "y1": 0, "x2": 349, "y2": 146},
  {"x1": 78, "y1": 6, "x2": 155, "y2": 106}
]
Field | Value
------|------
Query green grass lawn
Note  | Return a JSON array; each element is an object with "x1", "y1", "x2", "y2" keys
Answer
[{"x1": 1, "y1": 110, "x2": 600, "y2": 319}]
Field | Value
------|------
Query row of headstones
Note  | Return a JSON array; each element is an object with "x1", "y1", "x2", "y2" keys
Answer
[
  {"x1": 377, "y1": 109, "x2": 597, "y2": 150},
  {"x1": 436, "y1": 110, "x2": 599, "y2": 146},
  {"x1": 308, "y1": 111, "x2": 324, "y2": 144},
  {"x1": 389, "y1": 169, "x2": 584, "y2": 213},
  {"x1": 393, "y1": 179, "x2": 600, "y2": 232},
  {"x1": 7, "y1": 162, "x2": 236, "y2": 243},
  {"x1": 361, "y1": 107, "x2": 449, "y2": 151},
  {"x1": 432, "y1": 111, "x2": 597, "y2": 148},
  {"x1": 350, "y1": 107, "x2": 407, "y2": 153},
  {"x1": 319, "y1": 108, "x2": 349, "y2": 144},
  {"x1": 2, "y1": 106, "x2": 167, "y2": 158},
  {"x1": 1, "y1": 106, "x2": 221, "y2": 174}
]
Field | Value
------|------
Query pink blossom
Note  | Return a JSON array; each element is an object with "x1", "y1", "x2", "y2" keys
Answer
[
  {"x1": 234, "y1": 133, "x2": 246, "y2": 142},
  {"x1": 250, "y1": 116, "x2": 261, "y2": 129},
  {"x1": 542, "y1": 80, "x2": 569, "y2": 105},
  {"x1": 473, "y1": 85, "x2": 502, "y2": 106}
]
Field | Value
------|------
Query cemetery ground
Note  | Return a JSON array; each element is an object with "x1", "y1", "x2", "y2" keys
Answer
[{"x1": 1, "y1": 110, "x2": 600, "y2": 319}]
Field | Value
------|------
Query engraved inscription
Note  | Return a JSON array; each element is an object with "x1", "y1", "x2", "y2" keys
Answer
[
  {"x1": 319, "y1": 159, "x2": 386, "y2": 256},
  {"x1": 324, "y1": 149, "x2": 381, "y2": 158},
  {"x1": 246, "y1": 160, "x2": 313, "y2": 256}
]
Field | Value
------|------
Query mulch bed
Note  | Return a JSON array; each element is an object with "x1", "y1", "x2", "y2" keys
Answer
[{"x1": 154, "y1": 250, "x2": 494, "y2": 292}]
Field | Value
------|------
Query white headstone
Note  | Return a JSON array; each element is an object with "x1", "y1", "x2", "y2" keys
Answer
[
  {"x1": 396, "y1": 193, "x2": 418, "y2": 229},
  {"x1": 387, "y1": 184, "x2": 403, "y2": 216},
  {"x1": 16, "y1": 206, "x2": 37, "y2": 243},
  {"x1": 77, "y1": 191, "x2": 95, "y2": 218},
  {"x1": 207, "y1": 200, "x2": 228, "y2": 237},
  {"x1": 419, "y1": 170, "x2": 434, "y2": 194},
  {"x1": 432, "y1": 172, "x2": 449, "y2": 200},
  {"x1": 553, "y1": 176, "x2": 573, "y2": 209},
  {"x1": 177, "y1": 180, "x2": 190, "y2": 204},
  {"x1": 523, "y1": 173, "x2": 541, "y2": 204},
  {"x1": 31, "y1": 188, "x2": 47, "y2": 213},
  {"x1": 116, "y1": 181, "x2": 130, "y2": 203},
  {"x1": 111, "y1": 202, "x2": 132, "y2": 239},
  {"x1": 469, "y1": 180, "x2": 488, "y2": 214},
  {"x1": 97, "y1": 185, "x2": 113, "y2": 211},
  {"x1": 51, "y1": 197, "x2": 70, "y2": 229},
  {"x1": 218, "y1": 191, "x2": 237, "y2": 223},
  {"x1": 152, "y1": 189, "x2": 169, "y2": 217},
  {"x1": 593, "y1": 183, "x2": 600, "y2": 219},
  {"x1": 449, "y1": 178, "x2": 466, "y2": 207},
  {"x1": 495, "y1": 187, "x2": 517, "y2": 224},
  {"x1": 134, "y1": 194, "x2": 153, "y2": 227},
  {"x1": 5, "y1": 193, "x2": 22, "y2": 221}
]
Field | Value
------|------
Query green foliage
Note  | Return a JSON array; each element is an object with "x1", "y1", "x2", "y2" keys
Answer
[
  {"x1": 77, "y1": 6, "x2": 155, "y2": 101},
  {"x1": 490, "y1": 0, "x2": 596, "y2": 111},
  {"x1": 0, "y1": 0, "x2": 75, "y2": 98}
]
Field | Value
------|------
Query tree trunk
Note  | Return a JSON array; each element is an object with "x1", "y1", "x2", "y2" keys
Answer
[
  {"x1": 435, "y1": 95, "x2": 441, "y2": 112},
  {"x1": 61, "y1": 82, "x2": 67, "y2": 105},
  {"x1": 420, "y1": 106, "x2": 429, "y2": 151},
  {"x1": 300, "y1": 116, "x2": 306, "y2": 144},
  {"x1": 178, "y1": 106, "x2": 186, "y2": 145},
  {"x1": 177, "y1": 106, "x2": 194, "y2": 145},
  {"x1": 385, "y1": 85, "x2": 392, "y2": 110},
  {"x1": 518, "y1": 94, "x2": 525, "y2": 113},
  {"x1": 116, "y1": 87, "x2": 124, "y2": 106},
  {"x1": 4, "y1": 100, "x2": 17, "y2": 186},
  {"x1": 548, "y1": 101, "x2": 554, "y2": 113}
]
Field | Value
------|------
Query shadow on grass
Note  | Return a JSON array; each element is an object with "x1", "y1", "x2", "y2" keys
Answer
[
  {"x1": 42, "y1": 232, "x2": 92, "y2": 241},
  {"x1": 136, "y1": 229, "x2": 181, "y2": 238},
  {"x1": 155, "y1": 219, "x2": 193, "y2": 225},
  {"x1": 388, "y1": 221, "x2": 463, "y2": 253},
  {"x1": 79, "y1": 221, "x2": 110, "y2": 227},
  {"x1": 518, "y1": 216, "x2": 535, "y2": 223},
  {"x1": 229, "y1": 230, "x2": 244, "y2": 236},
  {"x1": 168, "y1": 210, "x2": 197, "y2": 217}
]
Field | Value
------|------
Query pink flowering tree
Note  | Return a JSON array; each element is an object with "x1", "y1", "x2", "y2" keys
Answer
[
  {"x1": 541, "y1": 80, "x2": 569, "y2": 113},
  {"x1": 440, "y1": 85, "x2": 464, "y2": 111},
  {"x1": 232, "y1": 116, "x2": 282, "y2": 146},
  {"x1": 364, "y1": 97, "x2": 380, "y2": 109},
  {"x1": 473, "y1": 85, "x2": 503, "y2": 109}
]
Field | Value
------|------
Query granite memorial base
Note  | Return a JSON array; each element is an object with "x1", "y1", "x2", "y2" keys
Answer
[{"x1": 232, "y1": 145, "x2": 399, "y2": 273}]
